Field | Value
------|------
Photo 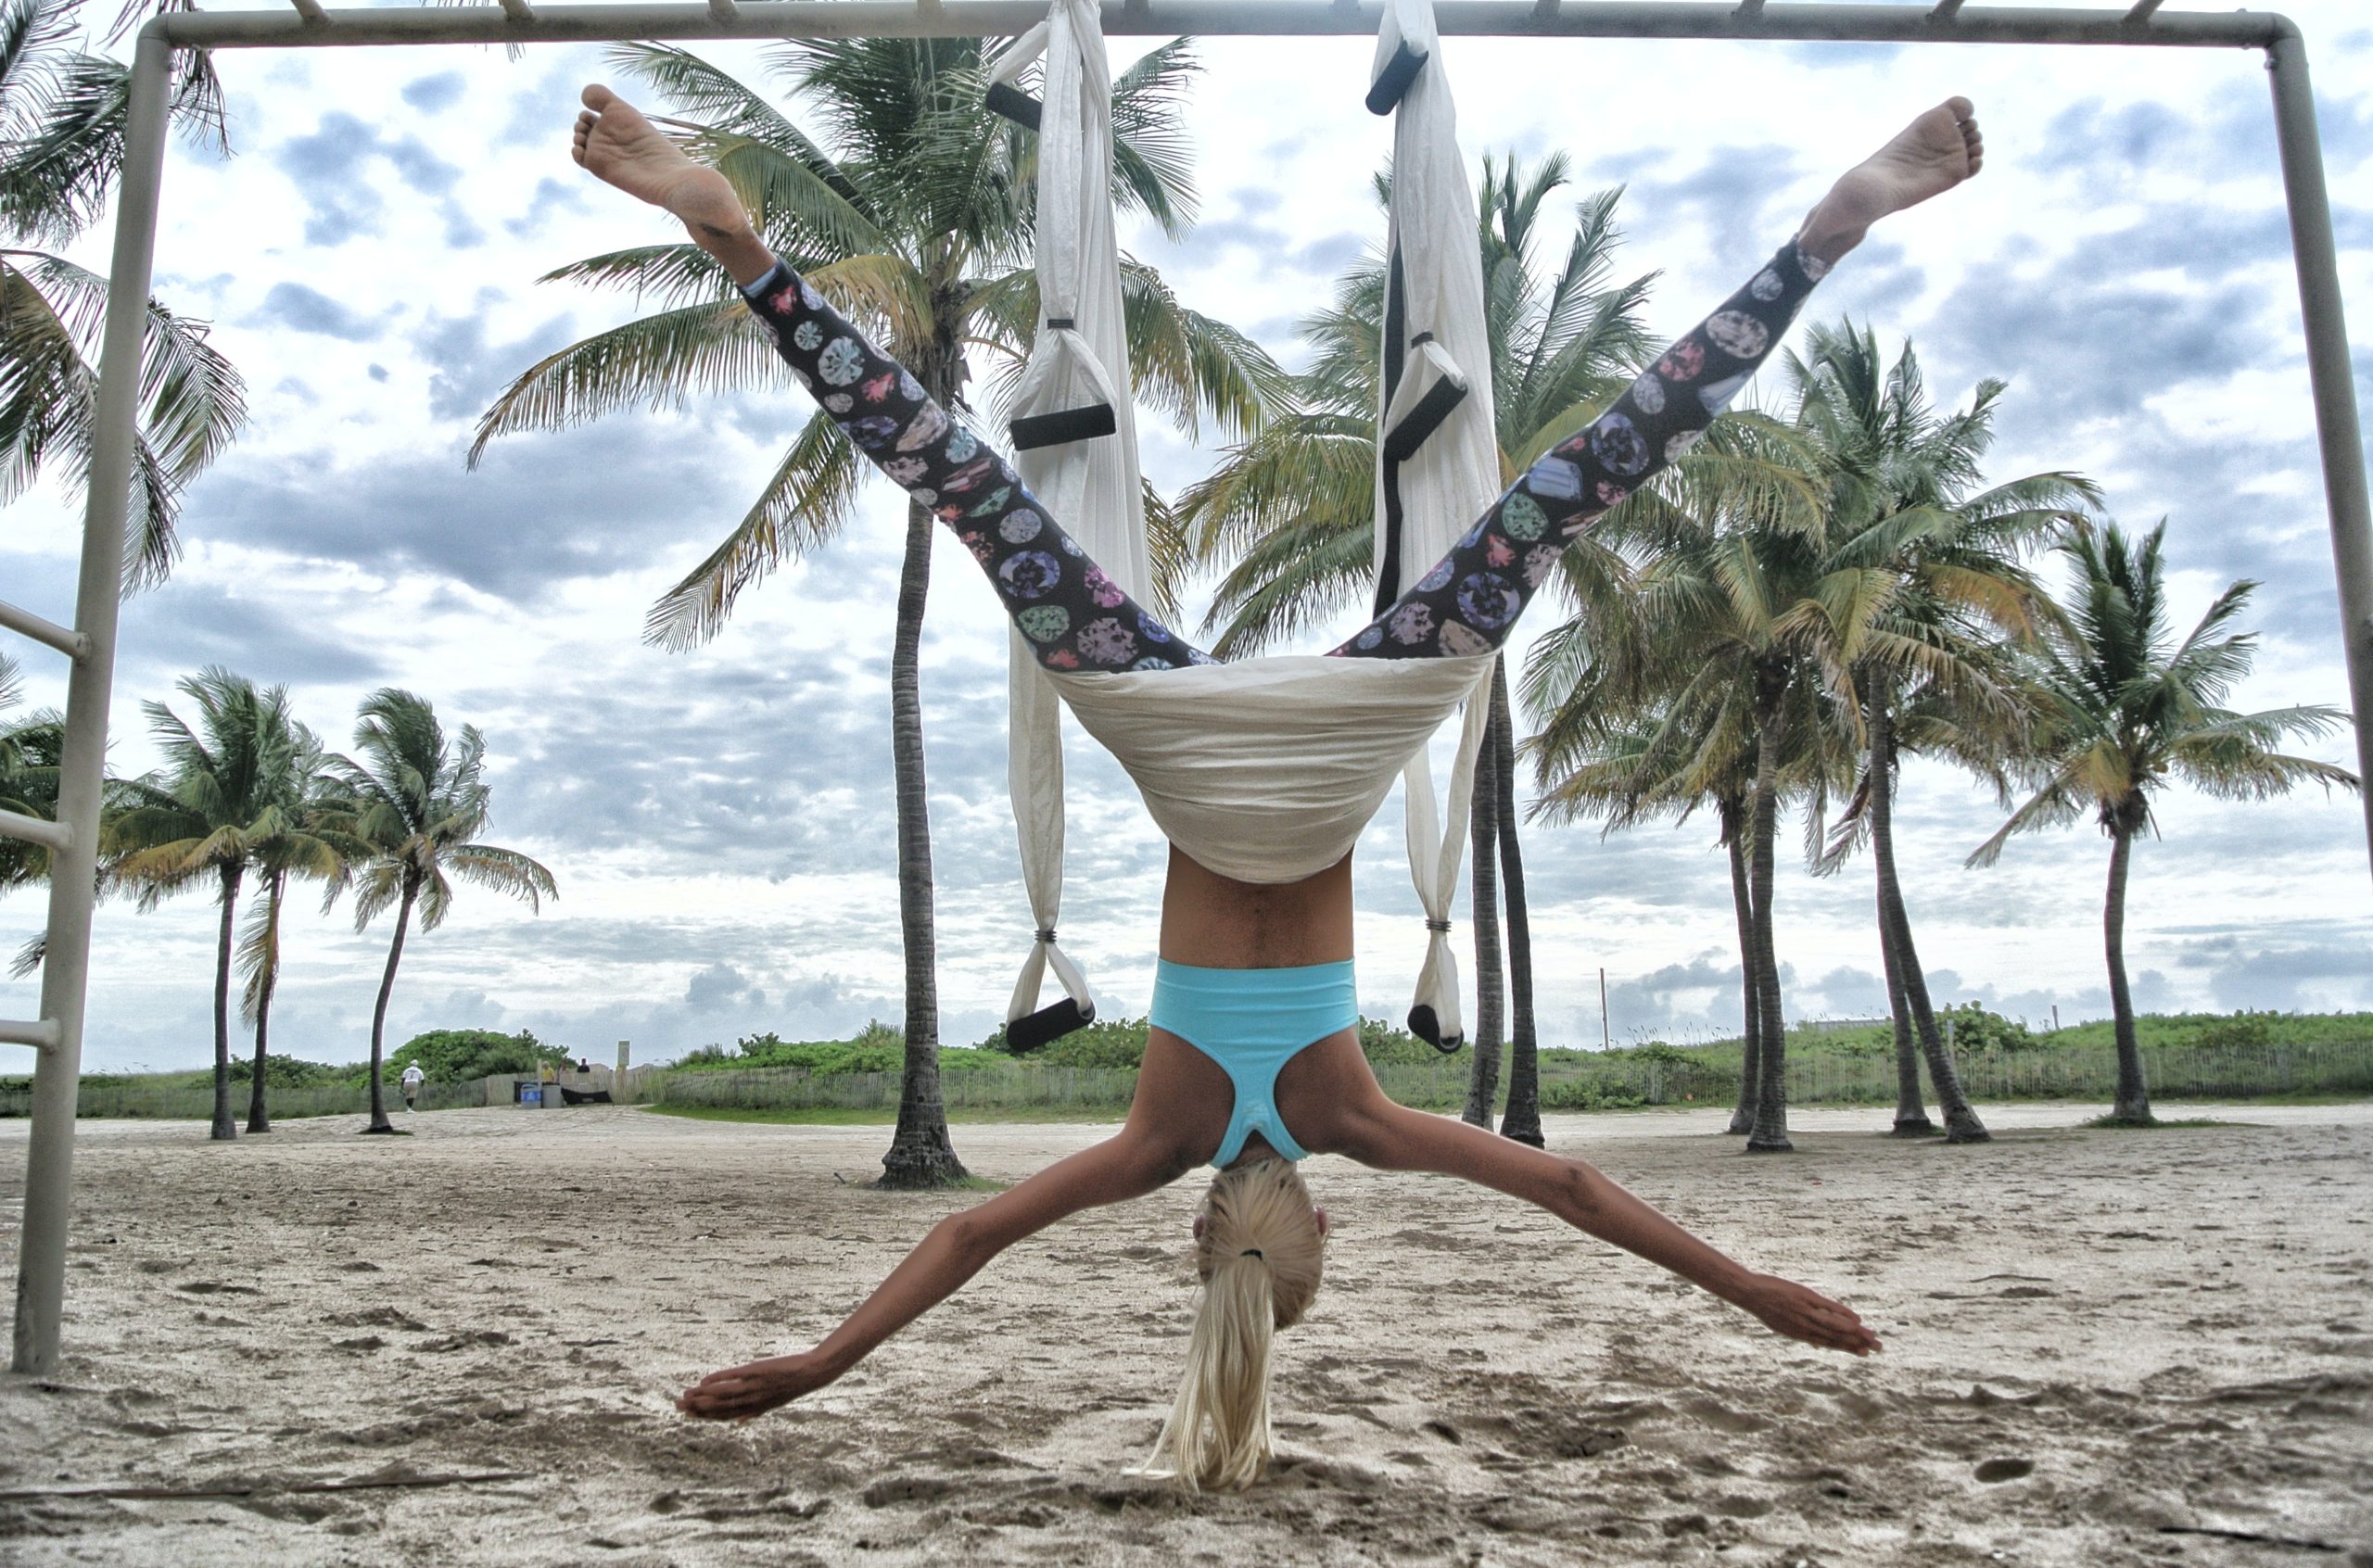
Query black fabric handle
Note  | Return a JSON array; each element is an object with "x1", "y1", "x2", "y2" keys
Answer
[
  {"x1": 1011, "y1": 402, "x2": 1118, "y2": 450},
  {"x1": 985, "y1": 81, "x2": 1044, "y2": 131},
  {"x1": 1365, "y1": 39, "x2": 1428, "y2": 115},
  {"x1": 1380, "y1": 374, "x2": 1470, "y2": 465},
  {"x1": 1008, "y1": 996, "x2": 1096, "y2": 1054},
  {"x1": 1406, "y1": 1005, "x2": 1466, "y2": 1055}
]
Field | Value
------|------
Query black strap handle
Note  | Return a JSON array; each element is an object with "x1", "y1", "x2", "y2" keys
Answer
[
  {"x1": 985, "y1": 80, "x2": 1043, "y2": 131},
  {"x1": 1007, "y1": 996, "x2": 1096, "y2": 1054},
  {"x1": 1365, "y1": 39, "x2": 1428, "y2": 115},
  {"x1": 1380, "y1": 374, "x2": 1470, "y2": 465},
  {"x1": 1406, "y1": 1004, "x2": 1466, "y2": 1056},
  {"x1": 1011, "y1": 402, "x2": 1118, "y2": 450}
]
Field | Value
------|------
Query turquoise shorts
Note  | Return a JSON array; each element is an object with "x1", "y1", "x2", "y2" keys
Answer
[{"x1": 1148, "y1": 958, "x2": 1358, "y2": 1168}]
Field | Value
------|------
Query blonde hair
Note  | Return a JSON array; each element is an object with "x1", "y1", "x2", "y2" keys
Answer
[{"x1": 1143, "y1": 1157, "x2": 1326, "y2": 1492}]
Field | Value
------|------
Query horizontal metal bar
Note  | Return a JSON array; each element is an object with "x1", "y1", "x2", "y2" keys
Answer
[
  {"x1": 0, "y1": 811, "x2": 70, "y2": 854},
  {"x1": 0, "y1": 1018, "x2": 61, "y2": 1051},
  {"x1": 0, "y1": 598, "x2": 87, "y2": 660},
  {"x1": 148, "y1": 2, "x2": 2290, "y2": 52}
]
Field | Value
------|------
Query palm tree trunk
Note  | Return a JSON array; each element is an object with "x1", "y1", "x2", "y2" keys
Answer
[
  {"x1": 2103, "y1": 820, "x2": 2152, "y2": 1124},
  {"x1": 209, "y1": 864, "x2": 242, "y2": 1142},
  {"x1": 247, "y1": 869, "x2": 284, "y2": 1134},
  {"x1": 1745, "y1": 667, "x2": 1792, "y2": 1153},
  {"x1": 1462, "y1": 702, "x2": 1504, "y2": 1129},
  {"x1": 1722, "y1": 797, "x2": 1758, "y2": 1134},
  {"x1": 1490, "y1": 663, "x2": 1543, "y2": 1147},
  {"x1": 1867, "y1": 689, "x2": 1932, "y2": 1138},
  {"x1": 362, "y1": 881, "x2": 415, "y2": 1135},
  {"x1": 878, "y1": 497, "x2": 966, "y2": 1188},
  {"x1": 1866, "y1": 688, "x2": 1988, "y2": 1143},
  {"x1": 1877, "y1": 906, "x2": 1926, "y2": 1132}
]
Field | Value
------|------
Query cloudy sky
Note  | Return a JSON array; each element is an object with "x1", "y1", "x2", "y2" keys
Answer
[{"x1": 4, "y1": 1, "x2": 2369, "y2": 1074}]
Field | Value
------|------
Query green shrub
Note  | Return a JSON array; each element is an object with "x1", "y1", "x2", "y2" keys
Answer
[
  {"x1": 1934, "y1": 1003, "x2": 2037, "y2": 1054},
  {"x1": 2184, "y1": 1010, "x2": 2277, "y2": 1050},
  {"x1": 387, "y1": 1029, "x2": 571, "y2": 1084}
]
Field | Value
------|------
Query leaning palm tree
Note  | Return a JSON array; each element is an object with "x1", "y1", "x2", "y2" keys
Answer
[
  {"x1": 108, "y1": 669, "x2": 299, "y2": 1141},
  {"x1": 233, "y1": 723, "x2": 350, "y2": 1133},
  {"x1": 474, "y1": 40, "x2": 1278, "y2": 1187},
  {"x1": 0, "y1": 0, "x2": 244, "y2": 586},
  {"x1": 1969, "y1": 519, "x2": 2357, "y2": 1124},
  {"x1": 1788, "y1": 321, "x2": 2097, "y2": 1144},
  {"x1": 331, "y1": 689, "x2": 554, "y2": 1135}
]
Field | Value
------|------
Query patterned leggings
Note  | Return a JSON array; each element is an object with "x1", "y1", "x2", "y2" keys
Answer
[{"x1": 740, "y1": 237, "x2": 1826, "y2": 669}]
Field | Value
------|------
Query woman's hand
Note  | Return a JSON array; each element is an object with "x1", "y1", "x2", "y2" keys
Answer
[
  {"x1": 677, "y1": 1352, "x2": 831, "y2": 1422},
  {"x1": 1734, "y1": 1273, "x2": 1884, "y2": 1356}
]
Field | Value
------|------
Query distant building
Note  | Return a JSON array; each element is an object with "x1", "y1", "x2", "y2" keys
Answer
[{"x1": 1797, "y1": 1017, "x2": 1890, "y2": 1033}]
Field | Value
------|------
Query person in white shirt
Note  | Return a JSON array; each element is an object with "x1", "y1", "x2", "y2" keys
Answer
[{"x1": 400, "y1": 1062, "x2": 425, "y2": 1113}]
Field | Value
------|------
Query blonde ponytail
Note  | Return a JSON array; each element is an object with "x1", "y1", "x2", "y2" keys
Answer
[{"x1": 1143, "y1": 1157, "x2": 1326, "y2": 1492}]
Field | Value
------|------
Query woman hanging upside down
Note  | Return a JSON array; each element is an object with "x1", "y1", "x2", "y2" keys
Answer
[{"x1": 573, "y1": 83, "x2": 1984, "y2": 1488}]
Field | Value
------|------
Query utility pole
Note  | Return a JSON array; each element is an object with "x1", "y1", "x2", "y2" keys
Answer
[{"x1": 1599, "y1": 967, "x2": 1610, "y2": 1051}]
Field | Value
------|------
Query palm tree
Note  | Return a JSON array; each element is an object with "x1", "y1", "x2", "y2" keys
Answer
[
  {"x1": 1969, "y1": 520, "x2": 2357, "y2": 1124},
  {"x1": 0, "y1": 0, "x2": 244, "y2": 586},
  {"x1": 1786, "y1": 321, "x2": 2097, "y2": 1144},
  {"x1": 473, "y1": 40, "x2": 1278, "y2": 1187},
  {"x1": 234, "y1": 723, "x2": 350, "y2": 1133},
  {"x1": 108, "y1": 670, "x2": 300, "y2": 1141},
  {"x1": 1179, "y1": 157, "x2": 1663, "y2": 1134},
  {"x1": 1527, "y1": 641, "x2": 1834, "y2": 1135},
  {"x1": 332, "y1": 689, "x2": 555, "y2": 1135}
]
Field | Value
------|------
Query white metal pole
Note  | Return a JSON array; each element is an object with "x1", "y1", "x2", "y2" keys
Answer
[
  {"x1": 149, "y1": 1, "x2": 2287, "y2": 51},
  {"x1": 9, "y1": 34, "x2": 174, "y2": 1379},
  {"x1": 2266, "y1": 24, "x2": 2373, "y2": 881}
]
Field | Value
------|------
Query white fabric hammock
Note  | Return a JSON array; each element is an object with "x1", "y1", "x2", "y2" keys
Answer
[{"x1": 994, "y1": 0, "x2": 1501, "y2": 1048}]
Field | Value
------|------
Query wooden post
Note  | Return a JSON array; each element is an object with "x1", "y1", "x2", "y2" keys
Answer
[{"x1": 615, "y1": 1039, "x2": 629, "y2": 1102}]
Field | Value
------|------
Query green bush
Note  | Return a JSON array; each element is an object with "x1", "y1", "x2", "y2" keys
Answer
[
  {"x1": 1932, "y1": 1002, "x2": 2037, "y2": 1054},
  {"x1": 2184, "y1": 1010, "x2": 2277, "y2": 1050},
  {"x1": 386, "y1": 1029, "x2": 571, "y2": 1084}
]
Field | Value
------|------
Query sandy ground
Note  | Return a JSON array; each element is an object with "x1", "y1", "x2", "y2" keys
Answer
[{"x1": 0, "y1": 1101, "x2": 2367, "y2": 1568}]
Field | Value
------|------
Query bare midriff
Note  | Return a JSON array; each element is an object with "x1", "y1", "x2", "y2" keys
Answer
[{"x1": 1157, "y1": 845, "x2": 1356, "y2": 969}]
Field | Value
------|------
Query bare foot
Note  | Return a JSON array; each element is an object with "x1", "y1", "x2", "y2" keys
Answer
[
  {"x1": 574, "y1": 83, "x2": 774, "y2": 285},
  {"x1": 1798, "y1": 97, "x2": 1983, "y2": 264}
]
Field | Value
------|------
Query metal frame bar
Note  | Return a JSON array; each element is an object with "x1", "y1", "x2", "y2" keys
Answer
[
  {"x1": 147, "y1": 1, "x2": 2291, "y2": 48},
  {"x1": 11, "y1": 2, "x2": 2367, "y2": 1383},
  {"x1": 0, "y1": 598, "x2": 88, "y2": 661}
]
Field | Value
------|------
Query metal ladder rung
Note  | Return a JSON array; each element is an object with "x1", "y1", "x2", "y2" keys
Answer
[
  {"x1": 0, "y1": 811, "x2": 70, "y2": 854},
  {"x1": 0, "y1": 599, "x2": 87, "y2": 661},
  {"x1": 0, "y1": 1018, "x2": 61, "y2": 1050}
]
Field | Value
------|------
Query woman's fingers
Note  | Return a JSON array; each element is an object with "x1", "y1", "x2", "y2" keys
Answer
[{"x1": 677, "y1": 1355, "x2": 818, "y2": 1421}]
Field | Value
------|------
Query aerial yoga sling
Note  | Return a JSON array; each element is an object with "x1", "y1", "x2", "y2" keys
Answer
[{"x1": 736, "y1": 0, "x2": 1825, "y2": 1046}]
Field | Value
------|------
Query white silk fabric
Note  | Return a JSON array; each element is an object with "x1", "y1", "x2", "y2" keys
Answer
[
  {"x1": 1045, "y1": 654, "x2": 1495, "y2": 885},
  {"x1": 992, "y1": 0, "x2": 1144, "y2": 1030},
  {"x1": 1369, "y1": 0, "x2": 1501, "y2": 1045}
]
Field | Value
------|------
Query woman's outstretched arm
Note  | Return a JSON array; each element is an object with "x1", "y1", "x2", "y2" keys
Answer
[
  {"x1": 1320, "y1": 1091, "x2": 1882, "y2": 1357},
  {"x1": 677, "y1": 1128, "x2": 1194, "y2": 1422}
]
